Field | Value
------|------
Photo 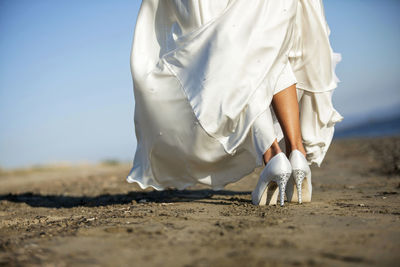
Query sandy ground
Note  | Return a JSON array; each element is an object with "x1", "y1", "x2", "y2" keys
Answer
[{"x1": 0, "y1": 137, "x2": 399, "y2": 267}]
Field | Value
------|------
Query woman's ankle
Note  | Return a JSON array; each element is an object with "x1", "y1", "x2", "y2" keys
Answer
[
  {"x1": 263, "y1": 140, "x2": 282, "y2": 165},
  {"x1": 285, "y1": 144, "x2": 306, "y2": 158},
  {"x1": 283, "y1": 138, "x2": 306, "y2": 157}
]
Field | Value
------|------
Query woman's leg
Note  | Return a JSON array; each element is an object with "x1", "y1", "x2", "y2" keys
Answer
[{"x1": 263, "y1": 84, "x2": 306, "y2": 164}]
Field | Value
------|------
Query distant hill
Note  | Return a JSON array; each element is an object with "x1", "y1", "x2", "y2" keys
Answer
[{"x1": 334, "y1": 114, "x2": 400, "y2": 138}]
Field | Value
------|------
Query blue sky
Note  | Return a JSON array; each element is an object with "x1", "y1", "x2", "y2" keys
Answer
[
  {"x1": 324, "y1": 0, "x2": 400, "y2": 122},
  {"x1": 0, "y1": 0, "x2": 399, "y2": 168}
]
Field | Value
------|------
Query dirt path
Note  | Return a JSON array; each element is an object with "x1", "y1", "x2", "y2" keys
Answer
[{"x1": 1, "y1": 137, "x2": 399, "y2": 266}]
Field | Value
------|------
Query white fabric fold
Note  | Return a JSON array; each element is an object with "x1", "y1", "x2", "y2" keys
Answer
[{"x1": 127, "y1": 0, "x2": 343, "y2": 190}]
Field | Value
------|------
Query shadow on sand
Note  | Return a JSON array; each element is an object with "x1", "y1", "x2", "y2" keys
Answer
[{"x1": 0, "y1": 189, "x2": 252, "y2": 208}]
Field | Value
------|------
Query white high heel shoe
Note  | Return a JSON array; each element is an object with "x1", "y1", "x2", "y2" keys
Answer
[
  {"x1": 251, "y1": 152, "x2": 292, "y2": 206},
  {"x1": 286, "y1": 149, "x2": 312, "y2": 204}
]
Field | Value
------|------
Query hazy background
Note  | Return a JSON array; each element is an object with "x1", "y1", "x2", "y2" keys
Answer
[{"x1": 1, "y1": 0, "x2": 399, "y2": 169}]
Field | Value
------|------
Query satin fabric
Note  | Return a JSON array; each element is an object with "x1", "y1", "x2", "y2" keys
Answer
[{"x1": 127, "y1": 0, "x2": 343, "y2": 190}]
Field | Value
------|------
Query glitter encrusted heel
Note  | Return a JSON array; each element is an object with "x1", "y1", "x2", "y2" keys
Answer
[
  {"x1": 286, "y1": 150, "x2": 312, "y2": 203},
  {"x1": 276, "y1": 173, "x2": 291, "y2": 206},
  {"x1": 251, "y1": 152, "x2": 292, "y2": 206}
]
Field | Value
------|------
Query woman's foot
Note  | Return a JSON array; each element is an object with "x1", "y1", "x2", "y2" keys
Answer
[
  {"x1": 252, "y1": 152, "x2": 292, "y2": 206},
  {"x1": 263, "y1": 138, "x2": 307, "y2": 165}
]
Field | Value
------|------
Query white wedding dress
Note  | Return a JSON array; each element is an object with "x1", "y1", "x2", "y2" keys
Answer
[{"x1": 127, "y1": 0, "x2": 343, "y2": 190}]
